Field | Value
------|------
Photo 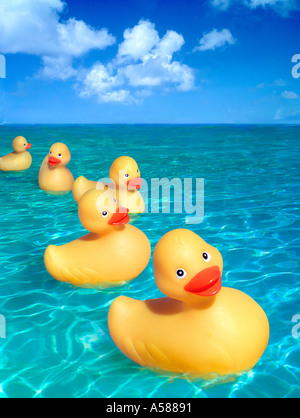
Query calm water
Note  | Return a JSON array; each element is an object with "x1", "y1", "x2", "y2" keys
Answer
[{"x1": 0, "y1": 124, "x2": 299, "y2": 398}]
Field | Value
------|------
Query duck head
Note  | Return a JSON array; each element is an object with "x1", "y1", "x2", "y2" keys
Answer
[
  {"x1": 13, "y1": 136, "x2": 32, "y2": 153},
  {"x1": 47, "y1": 143, "x2": 71, "y2": 168},
  {"x1": 153, "y1": 229, "x2": 223, "y2": 305},
  {"x1": 109, "y1": 156, "x2": 143, "y2": 191},
  {"x1": 78, "y1": 188, "x2": 130, "y2": 234}
]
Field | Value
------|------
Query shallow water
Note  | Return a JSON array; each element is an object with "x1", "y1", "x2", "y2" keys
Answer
[{"x1": 0, "y1": 124, "x2": 299, "y2": 398}]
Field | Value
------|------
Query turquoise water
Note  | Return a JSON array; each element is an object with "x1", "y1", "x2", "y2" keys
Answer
[{"x1": 0, "y1": 124, "x2": 299, "y2": 398}]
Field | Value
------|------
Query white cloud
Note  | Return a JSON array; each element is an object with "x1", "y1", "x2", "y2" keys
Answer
[
  {"x1": 79, "y1": 20, "x2": 195, "y2": 103},
  {"x1": 281, "y1": 90, "x2": 299, "y2": 99},
  {"x1": 78, "y1": 63, "x2": 131, "y2": 103},
  {"x1": 0, "y1": 0, "x2": 115, "y2": 80},
  {"x1": 40, "y1": 56, "x2": 77, "y2": 80},
  {"x1": 211, "y1": 0, "x2": 298, "y2": 15},
  {"x1": 194, "y1": 29, "x2": 236, "y2": 52},
  {"x1": 0, "y1": 3, "x2": 194, "y2": 104},
  {"x1": 118, "y1": 20, "x2": 160, "y2": 61}
]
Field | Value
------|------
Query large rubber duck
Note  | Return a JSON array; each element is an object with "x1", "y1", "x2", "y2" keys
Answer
[
  {"x1": 72, "y1": 156, "x2": 145, "y2": 213},
  {"x1": 38, "y1": 143, "x2": 74, "y2": 193},
  {"x1": 44, "y1": 188, "x2": 151, "y2": 287},
  {"x1": 0, "y1": 136, "x2": 32, "y2": 171},
  {"x1": 108, "y1": 229, "x2": 269, "y2": 377}
]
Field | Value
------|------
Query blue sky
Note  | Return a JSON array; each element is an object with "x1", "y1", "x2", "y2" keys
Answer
[{"x1": 0, "y1": 0, "x2": 299, "y2": 124}]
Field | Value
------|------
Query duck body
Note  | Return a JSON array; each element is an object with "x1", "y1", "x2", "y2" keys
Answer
[
  {"x1": 44, "y1": 189, "x2": 151, "y2": 287},
  {"x1": 72, "y1": 176, "x2": 145, "y2": 213},
  {"x1": 0, "y1": 136, "x2": 32, "y2": 171},
  {"x1": 45, "y1": 225, "x2": 150, "y2": 287},
  {"x1": 108, "y1": 229, "x2": 269, "y2": 377},
  {"x1": 72, "y1": 176, "x2": 97, "y2": 203},
  {"x1": 38, "y1": 143, "x2": 74, "y2": 192},
  {"x1": 109, "y1": 287, "x2": 269, "y2": 377},
  {"x1": 72, "y1": 156, "x2": 145, "y2": 213}
]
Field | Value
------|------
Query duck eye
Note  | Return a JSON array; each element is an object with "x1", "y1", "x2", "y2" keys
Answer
[
  {"x1": 203, "y1": 252, "x2": 211, "y2": 262},
  {"x1": 58, "y1": 154, "x2": 62, "y2": 158},
  {"x1": 49, "y1": 151, "x2": 52, "y2": 155},
  {"x1": 137, "y1": 169, "x2": 139, "y2": 174},
  {"x1": 113, "y1": 198, "x2": 118, "y2": 204},
  {"x1": 176, "y1": 269, "x2": 187, "y2": 280},
  {"x1": 124, "y1": 173, "x2": 130, "y2": 178},
  {"x1": 24, "y1": 144, "x2": 26, "y2": 147},
  {"x1": 102, "y1": 211, "x2": 109, "y2": 218}
]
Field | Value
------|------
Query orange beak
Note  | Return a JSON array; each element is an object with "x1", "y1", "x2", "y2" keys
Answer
[
  {"x1": 127, "y1": 177, "x2": 143, "y2": 190},
  {"x1": 108, "y1": 207, "x2": 130, "y2": 225},
  {"x1": 184, "y1": 266, "x2": 222, "y2": 297},
  {"x1": 48, "y1": 156, "x2": 61, "y2": 166},
  {"x1": 25, "y1": 143, "x2": 32, "y2": 150}
]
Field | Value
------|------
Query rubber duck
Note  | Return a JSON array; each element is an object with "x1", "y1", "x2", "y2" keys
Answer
[
  {"x1": 0, "y1": 136, "x2": 32, "y2": 171},
  {"x1": 44, "y1": 188, "x2": 151, "y2": 287},
  {"x1": 38, "y1": 143, "x2": 74, "y2": 193},
  {"x1": 72, "y1": 156, "x2": 145, "y2": 213},
  {"x1": 108, "y1": 229, "x2": 269, "y2": 377}
]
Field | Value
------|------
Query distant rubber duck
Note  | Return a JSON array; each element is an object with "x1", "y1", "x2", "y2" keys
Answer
[
  {"x1": 72, "y1": 156, "x2": 145, "y2": 213},
  {"x1": 38, "y1": 143, "x2": 74, "y2": 193},
  {"x1": 0, "y1": 136, "x2": 32, "y2": 171},
  {"x1": 108, "y1": 229, "x2": 269, "y2": 377},
  {"x1": 44, "y1": 188, "x2": 151, "y2": 287}
]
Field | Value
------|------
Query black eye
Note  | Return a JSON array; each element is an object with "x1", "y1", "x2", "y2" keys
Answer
[
  {"x1": 203, "y1": 252, "x2": 211, "y2": 262},
  {"x1": 58, "y1": 154, "x2": 62, "y2": 158},
  {"x1": 49, "y1": 151, "x2": 52, "y2": 155},
  {"x1": 102, "y1": 211, "x2": 109, "y2": 218},
  {"x1": 176, "y1": 269, "x2": 187, "y2": 279},
  {"x1": 24, "y1": 144, "x2": 26, "y2": 147},
  {"x1": 125, "y1": 174, "x2": 129, "y2": 178}
]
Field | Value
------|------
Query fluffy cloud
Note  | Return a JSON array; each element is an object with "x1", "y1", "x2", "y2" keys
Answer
[
  {"x1": 79, "y1": 20, "x2": 195, "y2": 103},
  {"x1": 0, "y1": 0, "x2": 115, "y2": 80},
  {"x1": 118, "y1": 20, "x2": 160, "y2": 61},
  {"x1": 194, "y1": 29, "x2": 236, "y2": 52},
  {"x1": 79, "y1": 63, "x2": 130, "y2": 103},
  {"x1": 0, "y1": 3, "x2": 194, "y2": 103},
  {"x1": 211, "y1": 0, "x2": 298, "y2": 15}
]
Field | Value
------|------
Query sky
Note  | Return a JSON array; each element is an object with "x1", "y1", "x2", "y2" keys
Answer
[{"x1": 0, "y1": 0, "x2": 299, "y2": 124}]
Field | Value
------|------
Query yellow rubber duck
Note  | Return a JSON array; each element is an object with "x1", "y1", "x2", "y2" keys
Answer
[
  {"x1": 44, "y1": 188, "x2": 151, "y2": 287},
  {"x1": 72, "y1": 156, "x2": 145, "y2": 213},
  {"x1": 0, "y1": 136, "x2": 32, "y2": 171},
  {"x1": 38, "y1": 143, "x2": 74, "y2": 193},
  {"x1": 108, "y1": 229, "x2": 269, "y2": 378}
]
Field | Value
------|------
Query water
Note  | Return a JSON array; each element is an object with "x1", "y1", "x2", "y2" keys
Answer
[{"x1": 0, "y1": 124, "x2": 299, "y2": 398}]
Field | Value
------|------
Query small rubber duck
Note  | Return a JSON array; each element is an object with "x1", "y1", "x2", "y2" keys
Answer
[
  {"x1": 0, "y1": 136, "x2": 32, "y2": 171},
  {"x1": 108, "y1": 229, "x2": 270, "y2": 377},
  {"x1": 38, "y1": 143, "x2": 74, "y2": 193},
  {"x1": 72, "y1": 156, "x2": 144, "y2": 213},
  {"x1": 44, "y1": 188, "x2": 151, "y2": 287}
]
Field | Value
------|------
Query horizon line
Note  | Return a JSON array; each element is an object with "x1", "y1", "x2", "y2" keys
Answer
[{"x1": 1, "y1": 122, "x2": 300, "y2": 126}]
